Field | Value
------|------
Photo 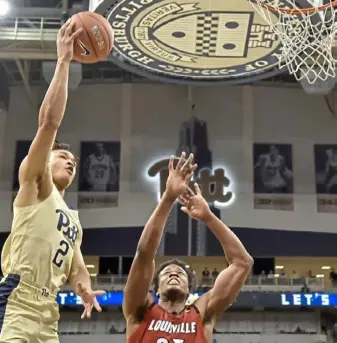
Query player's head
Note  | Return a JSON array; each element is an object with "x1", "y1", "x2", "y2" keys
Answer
[
  {"x1": 49, "y1": 142, "x2": 79, "y2": 189},
  {"x1": 153, "y1": 259, "x2": 195, "y2": 302},
  {"x1": 95, "y1": 143, "x2": 105, "y2": 156}
]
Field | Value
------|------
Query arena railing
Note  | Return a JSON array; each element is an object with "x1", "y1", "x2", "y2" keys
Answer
[
  {"x1": 0, "y1": 16, "x2": 61, "y2": 60},
  {"x1": 61, "y1": 275, "x2": 325, "y2": 292}
]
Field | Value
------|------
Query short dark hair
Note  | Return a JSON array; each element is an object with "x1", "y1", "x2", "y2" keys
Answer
[
  {"x1": 153, "y1": 259, "x2": 195, "y2": 294},
  {"x1": 52, "y1": 142, "x2": 71, "y2": 151},
  {"x1": 52, "y1": 142, "x2": 79, "y2": 162}
]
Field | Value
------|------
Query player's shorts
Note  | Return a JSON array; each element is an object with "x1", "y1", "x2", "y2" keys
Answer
[{"x1": 0, "y1": 274, "x2": 59, "y2": 343}]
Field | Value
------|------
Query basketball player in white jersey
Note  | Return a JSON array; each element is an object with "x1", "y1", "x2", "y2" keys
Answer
[
  {"x1": 254, "y1": 145, "x2": 292, "y2": 193},
  {"x1": 83, "y1": 142, "x2": 117, "y2": 192},
  {"x1": 0, "y1": 20, "x2": 104, "y2": 343}
]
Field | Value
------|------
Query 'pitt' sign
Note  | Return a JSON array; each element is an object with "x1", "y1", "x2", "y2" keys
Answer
[{"x1": 147, "y1": 158, "x2": 233, "y2": 204}]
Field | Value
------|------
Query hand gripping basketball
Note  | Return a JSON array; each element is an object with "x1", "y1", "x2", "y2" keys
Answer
[
  {"x1": 71, "y1": 12, "x2": 114, "y2": 64},
  {"x1": 57, "y1": 19, "x2": 83, "y2": 63}
]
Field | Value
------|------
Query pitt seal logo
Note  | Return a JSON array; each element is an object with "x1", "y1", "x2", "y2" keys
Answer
[{"x1": 100, "y1": 0, "x2": 283, "y2": 83}]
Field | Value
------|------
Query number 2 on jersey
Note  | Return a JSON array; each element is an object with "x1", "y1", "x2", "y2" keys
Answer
[
  {"x1": 52, "y1": 239, "x2": 70, "y2": 268},
  {"x1": 157, "y1": 339, "x2": 184, "y2": 343}
]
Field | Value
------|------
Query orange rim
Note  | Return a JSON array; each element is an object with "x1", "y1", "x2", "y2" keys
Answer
[{"x1": 253, "y1": 0, "x2": 337, "y2": 14}]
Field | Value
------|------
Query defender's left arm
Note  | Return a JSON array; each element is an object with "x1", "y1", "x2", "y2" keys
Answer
[
  {"x1": 69, "y1": 241, "x2": 105, "y2": 319},
  {"x1": 201, "y1": 214, "x2": 253, "y2": 317}
]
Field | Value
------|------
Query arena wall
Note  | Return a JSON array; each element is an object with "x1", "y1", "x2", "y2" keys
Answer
[{"x1": 1, "y1": 84, "x2": 336, "y2": 233}]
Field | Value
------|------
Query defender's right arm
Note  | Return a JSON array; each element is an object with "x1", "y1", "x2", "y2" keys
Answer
[
  {"x1": 122, "y1": 152, "x2": 196, "y2": 321},
  {"x1": 17, "y1": 20, "x2": 82, "y2": 191},
  {"x1": 123, "y1": 192, "x2": 176, "y2": 315}
]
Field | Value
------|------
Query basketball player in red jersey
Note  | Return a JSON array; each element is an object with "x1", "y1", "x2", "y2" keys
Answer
[{"x1": 123, "y1": 152, "x2": 253, "y2": 343}]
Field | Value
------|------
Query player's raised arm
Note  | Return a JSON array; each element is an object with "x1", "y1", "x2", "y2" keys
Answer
[
  {"x1": 122, "y1": 152, "x2": 197, "y2": 322},
  {"x1": 179, "y1": 184, "x2": 253, "y2": 320},
  {"x1": 19, "y1": 20, "x2": 82, "y2": 185}
]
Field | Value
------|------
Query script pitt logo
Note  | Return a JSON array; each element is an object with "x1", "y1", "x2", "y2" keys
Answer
[
  {"x1": 147, "y1": 158, "x2": 233, "y2": 204},
  {"x1": 56, "y1": 209, "x2": 79, "y2": 246}
]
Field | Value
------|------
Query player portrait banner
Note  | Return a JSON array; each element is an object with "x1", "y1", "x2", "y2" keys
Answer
[
  {"x1": 78, "y1": 141, "x2": 121, "y2": 209},
  {"x1": 12, "y1": 140, "x2": 32, "y2": 210},
  {"x1": 314, "y1": 144, "x2": 337, "y2": 213},
  {"x1": 253, "y1": 143, "x2": 294, "y2": 211}
]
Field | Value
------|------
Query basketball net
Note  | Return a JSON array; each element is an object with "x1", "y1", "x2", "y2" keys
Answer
[{"x1": 248, "y1": 0, "x2": 337, "y2": 84}]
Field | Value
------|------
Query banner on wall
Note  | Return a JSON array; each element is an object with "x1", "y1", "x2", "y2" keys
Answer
[
  {"x1": 314, "y1": 144, "x2": 337, "y2": 213},
  {"x1": 78, "y1": 141, "x2": 121, "y2": 209},
  {"x1": 56, "y1": 290, "x2": 333, "y2": 307},
  {"x1": 12, "y1": 140, "x2": 31, "y2": 210},
  {"x1": 253, "y1": 143, "x2": 294, "y2": 211}
]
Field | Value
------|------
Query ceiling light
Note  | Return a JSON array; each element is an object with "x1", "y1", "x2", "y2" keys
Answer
[{"x1": 0, "y1": 1, "x2": 9, "y2": 16}]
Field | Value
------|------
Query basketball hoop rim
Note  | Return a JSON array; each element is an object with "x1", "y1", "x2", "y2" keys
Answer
[{"x1": 251, "y1": 0, "x2": 337, "y2": 14}]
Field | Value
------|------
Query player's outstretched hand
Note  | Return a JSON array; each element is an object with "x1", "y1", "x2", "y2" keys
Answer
[
  {"x1": 178, "y1": 183, "x2": 212, "y2": 222},
  {"x1": 57, "y1": 18, "x2": 83, "y2": 62},
  {"x1": 165, "y1": 152, "x2": 197, "y2": 201},
  {"x1": 76, "y1": 281, "x2": 106, "y2": 319}
]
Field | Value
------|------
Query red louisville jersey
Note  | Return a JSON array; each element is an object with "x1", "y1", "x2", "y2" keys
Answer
[{"x1": 128, "y1": 302, "x2": 208, "y2": 343}]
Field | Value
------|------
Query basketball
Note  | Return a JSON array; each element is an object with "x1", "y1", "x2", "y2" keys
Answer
[{"x1": 71, "y1": 12, "x2": 114, "y2": 64}]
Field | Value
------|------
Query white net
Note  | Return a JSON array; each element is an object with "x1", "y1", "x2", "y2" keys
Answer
[{"x1": 248, "y1": 0, "x2": 337, "y2": 83}]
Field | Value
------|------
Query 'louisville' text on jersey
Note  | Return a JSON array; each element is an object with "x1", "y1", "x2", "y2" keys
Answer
[{"x1": 148, "y1": 320, "x2": 197, "y2": 334}]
